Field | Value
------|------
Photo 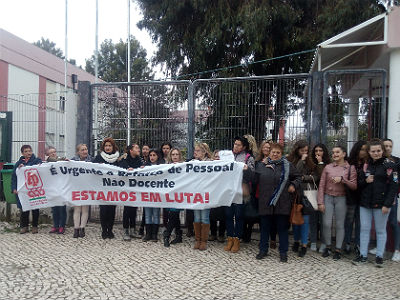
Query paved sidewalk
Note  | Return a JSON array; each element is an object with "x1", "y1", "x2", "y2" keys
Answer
[{"x1": 0, "y1": 222, "x2": 399, "y2": 300}]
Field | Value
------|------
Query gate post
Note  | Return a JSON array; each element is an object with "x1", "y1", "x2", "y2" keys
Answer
[
  {"x1": 187, "y1": 82, "x2": 195, "y2": 159},
  {"x1": 310, "y1": 72, "x2": 323, "y2": 145},
  {"x1": 76, "y1": 81, "x2": 92, "y2": 154}
]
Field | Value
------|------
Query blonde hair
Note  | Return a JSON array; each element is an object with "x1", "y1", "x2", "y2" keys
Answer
[
  {"x1": 244, "y1": 134, "x2": 259, "y2": 158},
  {"x1": 76, "y1": 143, "x2": 88, "y2": 154},
  {"x1": 256, "y1": 140, "x2": 273, "y2": 161},
  {"x1": 212, "y1": 149, "x2": 220, "y2": 160},
  {"x1": 195, "y1": 142, "x2": 213, "y2": 160},
  {"x1": 167, "y1": 148, "x2": 183, "y2": 163}
]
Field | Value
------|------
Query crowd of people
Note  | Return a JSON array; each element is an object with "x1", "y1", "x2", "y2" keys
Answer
[{"x1": 10, "y1": 135, "x2": 400, "y2": 267}]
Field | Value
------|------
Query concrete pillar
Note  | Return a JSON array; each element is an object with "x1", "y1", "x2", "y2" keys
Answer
[
  {"x1": 76, "y1": 81, "x2": 92, "y2": 154},
  {"x1": 347, "y1": 98, "x2": 359, "y2": 153},
  {"x1": 387, "y1": 49, "x2": 400, "y2": 157}
]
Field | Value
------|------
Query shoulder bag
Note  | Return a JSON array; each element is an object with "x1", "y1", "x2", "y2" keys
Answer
[{"x1": 303, "y1": 175, "x2": 318, "y2": 211}]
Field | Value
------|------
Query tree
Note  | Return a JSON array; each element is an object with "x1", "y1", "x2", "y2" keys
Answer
[
  {"x1": 34, "y1": 37, "x2": 64, "y2": 59},
  {"x1": 33, "y1": 37, "x2": 77, "y2": 65},
  {"x1": 136, "y1": 0, "x2": 383, "y2": 148},
  {"x1": 85, "y1": 37, "x2": 153, "y2": 82}
]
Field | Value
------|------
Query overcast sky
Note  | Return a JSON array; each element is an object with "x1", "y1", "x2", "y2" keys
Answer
[{"x1": 0, "y1": 0, "x2": 160, "y2": 76}]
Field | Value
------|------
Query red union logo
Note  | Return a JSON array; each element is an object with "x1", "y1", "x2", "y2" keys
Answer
[{"x1": 24, "y1": 169, "x2": 43, "y2": 190}]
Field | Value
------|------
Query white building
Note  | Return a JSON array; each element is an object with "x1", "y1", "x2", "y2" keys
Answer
[{"x1": 0, "y1": 28, "x2": 99, "y2": 162}]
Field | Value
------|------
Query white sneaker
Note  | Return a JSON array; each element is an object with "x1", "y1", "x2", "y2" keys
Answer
[
  {"x1": 318, "y1": 243, "x2": 326, "y2": 253},
  {"x1": 369, "y1": 248, "x2": 377, "y2": 255},
  {"x1": 392, "y1": 250, "x2": 400, "y2": 262},
  {"x1": 310, "y1": 243, "x2": 317, "y2": 251}
]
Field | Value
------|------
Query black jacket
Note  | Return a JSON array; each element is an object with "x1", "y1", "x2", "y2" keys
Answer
[
  {"x1": 119, "y1": 155, "x2": 143, "y2": 169},
  {"x1": 358, "y1": 157, "x2": 398, "y2": 209}
]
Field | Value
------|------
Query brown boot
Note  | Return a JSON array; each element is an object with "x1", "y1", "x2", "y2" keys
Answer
[
  {"x1": 193, "y1": 222, "x2": 202, "y2": 250},
  {"x1": 224, "y1": 237, "x2": 234, "y2": 251},
  {"x1": 20, "y1": 227, "x2": 28, "y2": 234},
  {"x1": 31, "y1": 227, "x2": 38, "y2": 234},
  {"x1": 231, "y1": 237, "x2": 240, "y2": 253},
  {"x1": 199, "y1": 224, "x2": 210, "y2": 251}
]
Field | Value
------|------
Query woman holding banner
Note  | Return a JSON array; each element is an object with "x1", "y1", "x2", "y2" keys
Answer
[
  {"x1": 46, "y1": 146, "x2": 67, "y2": 235},
  {"x1": 163, "y1": 148, "x2": 184, "y2": 247},
  {"x1": 193, "y1": 143, "x2": 213, "y2": 251},
  {"x1": 142, "y1": 149, "x2": 162, "y2": 242},
  {"x1": 93, "y1": 138, "x2": 120, "y2": 239},
  {"x1": 11, "y1": 145, "x2": 42, "y2": 234},
  {"x1": 120, "y1": 144, "x2": 144, "y2": 241},
  {"x1": 224, "y1": 136, "x2": 255, "y2": 253},
  {"x1": 71, "y1": 144, "x2": 92, "y2": 238}
]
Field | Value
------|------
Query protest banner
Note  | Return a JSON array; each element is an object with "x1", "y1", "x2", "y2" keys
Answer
[{"x1": 16, "y1": 160, "x2": 245, "y2": 211}]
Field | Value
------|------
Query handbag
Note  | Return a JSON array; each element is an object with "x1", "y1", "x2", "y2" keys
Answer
[
  {"x1": 303, "y1": 176, "x2": 318, "y2": 211},
  {"x1": 290, "y1": 195, "x2": 304, "y2": 225},
  {"x1": 301, "y1": 195, "x2": 315, "y2": 215},
  {"x1": 244, "y1": 195, "x2": 259, "y2": 219}
]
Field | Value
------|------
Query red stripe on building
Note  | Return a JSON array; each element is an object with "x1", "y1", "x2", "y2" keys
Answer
[
  {"x1": 0, "y1": 60, "x2": 8, "y2": 111},
  {"x1": 38, "y1": 76, "x2": 46, "y2": 159}
]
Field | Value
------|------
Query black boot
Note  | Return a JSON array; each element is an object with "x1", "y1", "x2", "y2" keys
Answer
[
  {"x1": 143, "y1": 224, "x2": 152, "y2": 241},
  {"x1": 163, "y1": 230, "x2": 170, "y2": 247},
  {"x1": 138, "y1": 225, "x2": 144, "y2": 236},
  {"x1": 152, "y1": 224, "x2": 159, "y2": 242},
  {"x1": 170, "y1": 229, "x2": 183, "y2": 244},
  {"x1": 292, "y1": 241, "x2": 300, "y2": 252},
  {"x1": 73, "y1": 229, "x2": 79, "y2": 238},
  {"x1": 79, "y1": 228, "x2": 85, "y2": 238}
]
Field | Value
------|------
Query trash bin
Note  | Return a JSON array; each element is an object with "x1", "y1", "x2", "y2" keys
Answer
[{"x1": 1, "y1": 163, "x2": 16, "y2": 204}]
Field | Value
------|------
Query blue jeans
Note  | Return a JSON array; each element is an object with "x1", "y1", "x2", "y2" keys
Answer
[
  {"x1": 360, "y1": 206, "x2": 391, "y2": 258},
  {"x1": 225, "y1": 203, "x2": 244, "y2": 238},
  {"x1": 52, "y1": 206, "x2": 67, "y2": 228},
  {"x1": 293, "y1": 215, "x2": 310, "y2": 245},
  {"x1": 194, "y1": 209, "x2": 210, "y2": 224},
  {"x1": 344, "y1": 204, "x2": 360, "y2": 246},
  {"x1": 389, "y1": 197, "x2": 400, "y2": 251},
  {"x1": 144, "y1": 207, "x2": 160, "y2": 224},
  {"x1": 259, "y1": 214, "x2": 290, "y2": 255}
]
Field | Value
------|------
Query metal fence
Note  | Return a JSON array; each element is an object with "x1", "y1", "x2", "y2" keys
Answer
[
  {"x1": 2, "y1": 92, "x2": 68, "y2": 161},
  {"x1": 91, "y1": 74, "x2": 312, "y2": 159},
  {"x1": 91, "y1": 81, "x2": 192, "y2": 155},
  {"x1": 192, "y1": 75, "x2": 312, "y2": 153}
]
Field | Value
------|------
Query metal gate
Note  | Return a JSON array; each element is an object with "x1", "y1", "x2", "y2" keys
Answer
[
  {"x1": 321, "y1": 69, "x2": 387, "y2": 151},
  {"x1": 192, "y1": 74, "x2": 312, "y2": 153},
  {"x1": 91, "y1": 74, "x2": 313, "y2": 158}
]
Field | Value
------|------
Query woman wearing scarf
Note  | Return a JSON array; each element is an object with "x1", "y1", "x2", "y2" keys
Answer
[
  {"x1": 93, "y1": 137, "x2": 120, "y2": 239},
  {"x1": 247, "y1": 143, "x2": 301, "y2": 262}
]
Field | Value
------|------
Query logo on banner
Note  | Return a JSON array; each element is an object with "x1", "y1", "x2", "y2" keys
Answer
[{"x1": 24, "y1": 169, "x2": 48, "y2": 205}]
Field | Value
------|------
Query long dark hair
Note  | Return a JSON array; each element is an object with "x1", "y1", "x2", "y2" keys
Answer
[
  {"x1": 348, "y1": 140, "x2": 367, "y2": 166},
  {"x1": 287, "y1": 140, "x2": 315, "y2": 170},
  {"x1": 311, "y1": 143, "x2": 330, "y2": 165}
]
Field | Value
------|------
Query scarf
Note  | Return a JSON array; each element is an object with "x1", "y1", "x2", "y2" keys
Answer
[
  {"x1": 267, "y1": 157, "x2": 290, "y2": 206},
  {"x1": 100, "y1": 151, "x2": 120, "y2": 163}
]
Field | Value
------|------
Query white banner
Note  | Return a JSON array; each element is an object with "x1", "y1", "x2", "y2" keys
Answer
[{"x1": 16, "y1": 160, "x2": 244, "y2": 211}]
